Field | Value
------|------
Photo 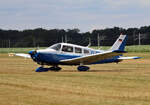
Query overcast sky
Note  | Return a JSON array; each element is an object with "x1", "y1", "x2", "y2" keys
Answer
[{"x1": 0, "y1": 0, "x2": 150, "y2": 32}]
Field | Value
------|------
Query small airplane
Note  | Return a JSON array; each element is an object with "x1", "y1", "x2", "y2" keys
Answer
[{"x1": 15, "y1": 34, "x2": 141, "y2": 72}]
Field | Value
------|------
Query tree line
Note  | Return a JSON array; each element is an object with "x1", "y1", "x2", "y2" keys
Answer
[{"x1": 0, "y1": 26, "x2": 150, "y2": 48}]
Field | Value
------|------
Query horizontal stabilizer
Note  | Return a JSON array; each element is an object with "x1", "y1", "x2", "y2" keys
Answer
[{"x1": 118, "y1": 56, "x2": 141, "y2": 60}]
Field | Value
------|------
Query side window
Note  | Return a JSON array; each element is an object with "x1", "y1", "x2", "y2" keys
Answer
[
  {"x1": 75, "y1": 47, "x2": 82, "y2": 54},
  {"x1": 62, "y1": 45, "x2": 73, "y2": 53},
  {"x1": 84, "y1": 49, "x2": 90, "y2": 54},
  {"x1": 51, "y1": 44, "x2": 61, "y2": 51},
  {"x1": 91, "y1": 50, "x2": 96, "y2": 54},
  {"x1": 91, "y1": 50, "x2": 94, "y2": 54}
]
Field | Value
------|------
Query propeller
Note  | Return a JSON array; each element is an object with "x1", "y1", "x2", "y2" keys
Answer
[
  {"x1": 28, "y1": 50, "x2": 37, "y2": 56},
  {"x1": 29, "y1": 44, "x2": 39, "y2": 55}
]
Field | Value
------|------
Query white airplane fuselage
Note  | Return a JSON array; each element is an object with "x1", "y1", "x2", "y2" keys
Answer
[{"x1": 28, "y1": 43, "x2": 123, "y2": 70}]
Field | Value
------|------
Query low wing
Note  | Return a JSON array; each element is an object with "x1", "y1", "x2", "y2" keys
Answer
[
  {"x1": 15, "y1": 53, "x2": 31, "y2": 58},
  {"x1": 60, "y1": 50, "x2": 124, "y2": 65},
  {"x1": 118, "y1": 56, "x2": 141, "y2": 60}
]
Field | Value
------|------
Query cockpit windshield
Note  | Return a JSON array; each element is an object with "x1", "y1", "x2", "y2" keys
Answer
[{"x1": 47, "y1": 44, "x2": 61, "y2": 51}]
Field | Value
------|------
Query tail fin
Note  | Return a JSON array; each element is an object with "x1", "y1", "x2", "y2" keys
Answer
[{"x1": 109, "y1": 34, "x2": 127, "y2": 51}]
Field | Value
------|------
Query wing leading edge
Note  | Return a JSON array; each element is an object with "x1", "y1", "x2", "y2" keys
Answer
[{"x1": 60, "y1": 50, "x2": 125, "y2": 65}]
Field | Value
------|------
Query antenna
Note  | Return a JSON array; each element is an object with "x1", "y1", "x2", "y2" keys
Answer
[{"x1": 87, "y1": 37, "x2": 91, "y2": 47}]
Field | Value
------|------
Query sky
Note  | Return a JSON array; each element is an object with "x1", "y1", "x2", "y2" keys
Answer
[{"x1": 0, "y1": 0, "x2": 150, "y2": 32}]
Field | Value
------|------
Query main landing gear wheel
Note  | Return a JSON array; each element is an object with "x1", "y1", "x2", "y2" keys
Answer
[
  {"x1": 77, "y1": 66, "x2": 90, "y2": 71},
  {"x1": 49, "y1": 66, "x2": 62, "y2": 72}
]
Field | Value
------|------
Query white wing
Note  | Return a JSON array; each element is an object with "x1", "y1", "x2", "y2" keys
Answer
[
  {"x1": 60, "y1": 50, "x2": 124, "y2": 65},
  {"x1": 15, "y1": 53, "x2": 31, "y2": 58}
]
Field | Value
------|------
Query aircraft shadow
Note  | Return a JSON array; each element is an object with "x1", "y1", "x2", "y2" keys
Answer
[{"x1": 59, "y1": 69, "x2": 132, "y2": 72}]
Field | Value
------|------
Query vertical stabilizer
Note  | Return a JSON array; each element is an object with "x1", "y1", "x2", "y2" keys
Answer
[{"x1": 110, "y1": 35, "x2": 127, "y2": 51}]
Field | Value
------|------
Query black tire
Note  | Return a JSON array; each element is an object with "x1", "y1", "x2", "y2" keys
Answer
[
  {"x1": 77, "y1": 66, "x2": 89, "y2": 71},
  {"x1": 49, "y1": 66, "x2": 62, "y2": 71}
]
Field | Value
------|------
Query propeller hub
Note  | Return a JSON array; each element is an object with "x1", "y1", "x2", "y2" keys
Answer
[{"x1": 29, "y1": 50, "x2": 37, "y2": 55}]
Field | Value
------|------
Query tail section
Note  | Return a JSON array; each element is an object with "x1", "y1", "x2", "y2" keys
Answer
[
  {"x1": 109, "y1": 34, "x2": 127, "y2": 51},
  {"x1": 109, "y1": 34, "x2": 141, "y2": 61}
]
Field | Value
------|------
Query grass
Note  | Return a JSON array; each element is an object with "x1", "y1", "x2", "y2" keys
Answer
[
  {"x1": 0, "y1": 53, "x2": 150, "y2": 105},
  {"x1": 0, "y1": 45, "x2": 150, "y2": 53},
  {"x1": 125, "y1": 45, "x2": 150, "y2": 52}
]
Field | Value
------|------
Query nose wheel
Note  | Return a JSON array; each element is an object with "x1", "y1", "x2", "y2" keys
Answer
[{"x1": 35, "y1": 67, "x2": 49, "y2": 72}]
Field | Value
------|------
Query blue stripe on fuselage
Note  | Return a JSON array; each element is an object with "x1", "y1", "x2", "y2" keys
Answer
[{"x1": 34, "y1": 52, "x2": 81, "y2": 64}]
